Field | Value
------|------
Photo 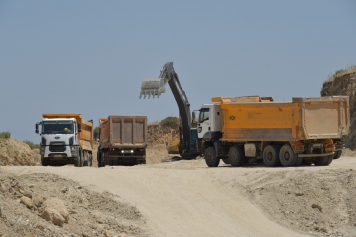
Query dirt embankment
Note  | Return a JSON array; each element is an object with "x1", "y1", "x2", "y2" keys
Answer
[
  {"x1": 321, "y1": 71, "x2": 356, "y2": 149},
  {"x1": 0, "y1": 168, "x2": 147, "y2": 236},
  {"x1": 0, "y1": 139, "x2": 40, "y2": 166}
]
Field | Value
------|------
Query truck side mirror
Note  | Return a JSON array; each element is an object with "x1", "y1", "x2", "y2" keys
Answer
[
  {"x1": 35, "y1": 124, "x2": 39, "y2": 134},
  {"x1": 78, "y1": 123, "x2": 82, "y2": 132},
  {"x1": 192, "y1": 111, "x2": 196, "y2": 122}
]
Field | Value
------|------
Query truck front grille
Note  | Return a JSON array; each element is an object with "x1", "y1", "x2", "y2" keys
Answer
[{"x1": 49, "y1": 142, "x2": 66, "y2": 152}]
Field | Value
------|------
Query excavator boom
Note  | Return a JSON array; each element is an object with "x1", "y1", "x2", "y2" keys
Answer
[{"x1": 139, "y1": 62, "x2": 198, "y2": 158}]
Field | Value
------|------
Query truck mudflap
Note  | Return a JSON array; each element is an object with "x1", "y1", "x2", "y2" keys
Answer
[{"x1": 297, "y1": 152, "x2": 334, "y2": 158}]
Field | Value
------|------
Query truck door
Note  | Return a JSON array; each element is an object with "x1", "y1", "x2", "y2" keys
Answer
[{"x1": 198, "y1": 107, "x2": 210, "y2": 139}]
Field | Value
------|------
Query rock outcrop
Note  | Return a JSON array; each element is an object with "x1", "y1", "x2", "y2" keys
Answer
[{"x1": 321, "y1": 71, "x2": 356, "y2": 149}]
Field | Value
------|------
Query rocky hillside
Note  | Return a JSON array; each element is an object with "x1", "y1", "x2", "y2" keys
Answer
[
  {"x1": 321, "y1": 68, "x2": 356, "y2": 150},
  {"x1": 147, "y1": 117, "x2": 180, "y2": 145}
]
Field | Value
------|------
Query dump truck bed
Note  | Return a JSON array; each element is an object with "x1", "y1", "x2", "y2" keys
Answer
[
  {"x1": 212, "y1": 96, "x2": 350, "y2": 142},
  {"x1": 99, "y1": 115, "x2": 147, "y2": 149},
  {"x1": 42, "y1": 113, "x2": 93, "y2": 151}
]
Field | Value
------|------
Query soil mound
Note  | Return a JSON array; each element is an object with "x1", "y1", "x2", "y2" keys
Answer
[
  {"x1": 243, "y1": 168, "x2": 356, "y2": 236},
  {"x1": 0, "y1": 139, "x2": 40, "y2": 166},
  {"x1": 0, "y1": 168, "x2": 147, "y2": 236}
]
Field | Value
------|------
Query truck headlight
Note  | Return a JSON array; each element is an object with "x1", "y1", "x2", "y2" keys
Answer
[
  {"x1": 130, "y1": 150, "x2": 134, "y2": 153},
  {"x1": 40, "y1": 146, "x2": 45, "y2": 154},
  {"x1": 70, "y1": 146, "x2": 75, "y2": 154}
]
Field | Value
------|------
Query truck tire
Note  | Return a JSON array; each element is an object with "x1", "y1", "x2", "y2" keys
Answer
[
  {"x1": 88, "y1": 154, "x2": 92, "y2": 167},
  {"x1": 263, "y1": 145, "x2": 280, "y2": 167},
  {"x1": 295, "y1": 155, "x2": 303, "y2": 166},
  {"x1": 333, "y1": 150, "x2": 342, "y2": 159},
  {"x1": 222, "y1": 159, "x2": 230, "y2": 164},
  {"x1": 228, "y1": 146, "x2": 245, "y2": 167},
  {"x1": 97, "y1": 150, "x2": 102, "y2": 167},
  {"x1": 313, "y1": 155, "x2": 329, "y2": 166},
  {"x1": 301, "y1": 159, "x2": 312, "y2": 166},
  {"x1": 205, "y1": 147, "x2": 220, "y2": 167},
  {"x1": 41, "y1": 158, "x2": 49, "y2": 166},
  {"x1": 83, "y1": 151, "x2": 88, "y2": 166},
  {"x1": 324, "y1": 154, "x2": 334, "y2": 165},
  {"x1": 74, "y1": 150, "x2": 83, "y2": 167},
  {"x1": 279, "y1": 144, "x2": 298, "y2": 167}
]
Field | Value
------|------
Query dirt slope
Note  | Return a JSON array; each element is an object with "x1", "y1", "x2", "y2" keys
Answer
[
  {"x1": 0, "y1": 168, "x2": 148, "y2": 236},
  {"x1": 3, "y1": 156, "x2": 356, "y2": 237}
]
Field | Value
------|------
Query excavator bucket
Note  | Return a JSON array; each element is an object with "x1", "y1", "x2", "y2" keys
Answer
[{"x1": 139, "y1": 78, "x2": 167, "y2": 99}]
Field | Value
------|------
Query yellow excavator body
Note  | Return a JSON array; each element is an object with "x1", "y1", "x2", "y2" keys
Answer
[{"x1": 166, "y1": 139, "x2": 180, "y2": 154}]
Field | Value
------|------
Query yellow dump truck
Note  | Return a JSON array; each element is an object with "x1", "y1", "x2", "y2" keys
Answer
[
  {"x1": 97, "y1": 115, "x2": 147, "y2": 167},
  {"x1": 198, "y1": 96, "x2": 350, "y2": 167},
  {"x1": 35, "y1": 114, "x2": 94, "y2": 167}
]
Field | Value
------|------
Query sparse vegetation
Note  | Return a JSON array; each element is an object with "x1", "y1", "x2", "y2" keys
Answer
[
  {"x1": 160, "y1": 116, "x2": 180, "y2": 129},
  {"x1": 0, "y1": 131, "x2": 11, "y2": 139},
  {"x1": 23, "y1": 140, "x2": 40, "y2": 149},
  {"x1": 326, "y1": 65, "x2": 356, "y2": 82},
  {"x1": 93, "y1": 126, "x2": 100, "y2": 140}
]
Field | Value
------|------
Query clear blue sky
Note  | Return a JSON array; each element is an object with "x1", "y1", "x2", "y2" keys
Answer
[{"x1": 1, "y1": 1, "x2": 355, "y2": 143}]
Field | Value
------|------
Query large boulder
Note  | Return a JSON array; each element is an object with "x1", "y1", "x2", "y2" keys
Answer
[{"x1": 41, "y1": 197, "x2": 69, "y2": 226}]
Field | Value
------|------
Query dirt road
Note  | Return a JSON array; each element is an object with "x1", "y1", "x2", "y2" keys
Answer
[{"x1": 3, "y1": 157, "x2": 356, "y2": 237}]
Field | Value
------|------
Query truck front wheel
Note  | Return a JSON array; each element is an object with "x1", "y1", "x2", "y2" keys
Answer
[
  {"x1": 74, "y1": 150, "x2": 83, "y2": 167},
  {"x1": 205, "y1": 147, "x2": 220, "y2": 167},
  {"x1": 41, "y1": 158, "x2": 49, "y2": 166}
]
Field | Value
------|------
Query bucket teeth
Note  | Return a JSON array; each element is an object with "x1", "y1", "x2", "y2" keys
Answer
[{"x1": 139, "y1": 78, "x2": 166, "y2": 99}]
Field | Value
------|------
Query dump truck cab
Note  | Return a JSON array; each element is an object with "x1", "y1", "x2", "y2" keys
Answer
[
  {"x1": 197, "y1": 103, "x2": 222, "y2": 141},
  {"x1": 36, "y1": 113, "x2": 93, "y2": 167},
  {"x1": 36, "y1": 118, "x2": 80, "y2": 165}
]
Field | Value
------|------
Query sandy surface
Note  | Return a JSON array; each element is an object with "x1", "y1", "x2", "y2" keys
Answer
[{"x1": 3, "y1": 155, "x2": 356, "y2": 237}]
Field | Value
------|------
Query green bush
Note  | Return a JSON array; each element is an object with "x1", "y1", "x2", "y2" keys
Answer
[
  {"x1": 24, "y1": 140, "x2": 40, "y2": 149},
  {"x1": 0, "y1": 131, "x2": 11, "y2": 139},
  {"x1": 160, "y1": 116, "x2": 180, "y2": 129},
  {"x1": 93, "y1": 126, "x2": 100, "y2": 140}
]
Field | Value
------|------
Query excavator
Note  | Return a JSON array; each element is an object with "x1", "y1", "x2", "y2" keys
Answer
[{"x1": 139, "y1": 62, "x2": 200, "y2": 159}]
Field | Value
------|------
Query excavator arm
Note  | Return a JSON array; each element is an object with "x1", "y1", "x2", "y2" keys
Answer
[{"x1": 140, "y1": 62, "x2": 194, "y2": 156}]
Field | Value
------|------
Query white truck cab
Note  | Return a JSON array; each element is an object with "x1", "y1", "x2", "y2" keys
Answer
[
  {"x1": 36, "y1": 117, "x2": 81, "y2": 166},
  {"x1": 197, "y1": 103, "x2": 222, "y2": 139}
]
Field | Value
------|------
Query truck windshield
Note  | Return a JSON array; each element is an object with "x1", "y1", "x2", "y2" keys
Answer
[
  {"x1": 199, "y1": 108, "x2": 210, "y2": 123},
  {"x1": 42, "y1": 121, "x2": 74, "y2": 134}
]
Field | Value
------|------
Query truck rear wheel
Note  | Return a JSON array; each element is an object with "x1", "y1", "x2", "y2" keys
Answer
[
  {"x1": 97, "y1": 151, "x2": 102, "y2": 167},
  {"x1": 325, "y1": 154, "x2": 333, "y2": 165},
  {"x1": 279, "y1": 144, "x2": 298, "y2": 167},
  {"x1": 263, "y1": 145, "x2": 280, "y2": 167},
  {"x1": 222, "y1": 159, "x2": 230, "y2": 164},
  {"x1": 228, "y1": 146, "x2": 245, "y2": 167},
  {"x1": 205, "y1": 147, "x2": 220, "y2": 167},
  {"x1": 333, "y1": 150, "x2": 342, "y2": 159},
  {"x1": 88, "y1": 154, "x2": 92, "y2": 166},
  {"x1": 313, "y1": 155, "x2": 329, "y2": 166}
]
